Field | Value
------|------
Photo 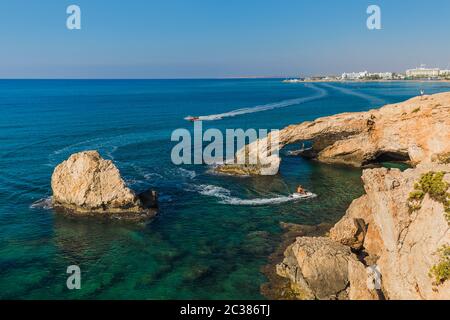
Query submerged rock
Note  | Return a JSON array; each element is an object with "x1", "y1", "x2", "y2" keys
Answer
[
  {"x1": 217, "y1": 92, "x2": 450, "y2": 175},
  {"x1": 276, "y1": 237, "x2": 357, "y2": 300},
  {"x1": 260, "y1": 222, "x2": 333, "y2": 300},
  {"x1": 51, "y1": 151, "x2": 157, "y2": 220}
]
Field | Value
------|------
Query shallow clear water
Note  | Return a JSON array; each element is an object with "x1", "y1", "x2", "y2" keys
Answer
[{"x1": 1, "y1": 79, "x2": 449, "y2": 299}]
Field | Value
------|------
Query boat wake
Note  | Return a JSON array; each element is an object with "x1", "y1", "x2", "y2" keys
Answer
[
  {"x1": 47, "y1": 131, "x2": 158, "y2": 167},
  {"x1": 319, "y1": 83, "x2": 386, "y2": 106},
  {"x1": 185, "y1": 84, "x2": 327, "y2": 121},
  {"x1": 125, "y1": 165, "x2": 196, "y2": 189},
  {"x1": 30, "y1": 197, "x2": 53, "y2": 210},
  {"x1": 189, "y1": 184, "x2": 316, "y2": 206}
]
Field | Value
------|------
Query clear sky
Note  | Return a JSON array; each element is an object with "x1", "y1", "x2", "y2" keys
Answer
[{"x1": 1, "y1": 0, "x2": 450, "y2": 78}]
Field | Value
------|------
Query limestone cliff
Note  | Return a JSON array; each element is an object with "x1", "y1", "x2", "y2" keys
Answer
[
  {"x1": 51, "y1": 151, "x2": 157, "y2": 220},
  {"x1": 331, "y1": 164, "x2": 450, "y2": 299},
  {"x1": 217, "y1": 92, "x2": 450, "y2": 175},
  {"x1": 275, "y1": 163, "x2": 450, "y2": 300},
  {"x1": 267, "y1": 92, "x2": 450, "y2": 299}
]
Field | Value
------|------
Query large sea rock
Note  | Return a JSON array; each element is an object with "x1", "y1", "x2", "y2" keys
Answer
[
  {"x1": 51, "y1": 151, "x2": 157, "y2": 220},
  {"x1": 217, "y1": 92, "x2": 450, "y2": 175}
]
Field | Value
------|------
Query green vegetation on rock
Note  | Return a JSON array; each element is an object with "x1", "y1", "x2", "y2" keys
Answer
[
  {"x1": 408, "y1": 171, "x2": 450, "y2": 224},
  {"x1": 429, "y1": 245, "x2": 450, "y2": 285}
]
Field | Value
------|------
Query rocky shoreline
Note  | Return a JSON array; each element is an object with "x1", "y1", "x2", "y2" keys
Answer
[
  {"x1": 267, "y1": 164, "x2": 450, "y2": 300},
  {"x1": 259, "y1": 92, "x2": 450, "y2": 300},
  {"x1": 260, "y1": 222, "x2": 333, "y2": 299}
]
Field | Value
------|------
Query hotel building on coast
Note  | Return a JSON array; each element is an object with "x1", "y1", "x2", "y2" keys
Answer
[
  {"x1": 341, "y1": 71, "x2": 393, "y2": 80},
  {"x1": 406, "y1": 67, "x2": 440, "y2": 78},
  {"x1": 296, "y1": 65, "x2": 450, "y2": 82}
]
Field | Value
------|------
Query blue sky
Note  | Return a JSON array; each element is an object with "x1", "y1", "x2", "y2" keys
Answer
[{"x1": 1, "y1": 0, "x2": 449, "y2": 78}]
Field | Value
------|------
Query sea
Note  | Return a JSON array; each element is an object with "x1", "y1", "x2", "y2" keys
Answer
[{"x1": 1, "y1": 79, "x2": 449, "y2": 299}]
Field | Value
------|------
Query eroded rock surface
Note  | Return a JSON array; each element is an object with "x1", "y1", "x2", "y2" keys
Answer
[
  {"x1": 51, "y1": 151, "x2": 157, "y2": 220},
  {"x1": 330, "y1": 195, "x2": 370, "y2": 250},
  {"x1": 276, "y1": 236, "x2": 369, "y2": 300},
  {"x1": 351, "y1": 164, "x2": 450, "y2": 299}
]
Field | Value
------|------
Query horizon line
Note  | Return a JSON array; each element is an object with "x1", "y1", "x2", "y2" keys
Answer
[{"x1": 0, "y1": 77, "x2": 291, "y2": 80}]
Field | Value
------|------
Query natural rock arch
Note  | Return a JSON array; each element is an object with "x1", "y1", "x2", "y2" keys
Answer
[{"x1": 217, "y1": 92, "x2": 450, "y2": 175}]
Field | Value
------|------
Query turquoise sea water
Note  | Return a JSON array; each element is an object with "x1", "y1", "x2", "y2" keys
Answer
[{"x1": 1, "y1": 79, "x2": 449, "y2": 299}]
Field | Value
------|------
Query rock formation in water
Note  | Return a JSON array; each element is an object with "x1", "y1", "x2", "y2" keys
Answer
[
  {"x1": 217, "y1": 92, "x2": 450, "y2": 175},
  {"x1": 51, "y1": 151, "x2": 157, "y2": 220},
  {"x1": 275, "y1": 163, "x2": 450, "y2": 300}
]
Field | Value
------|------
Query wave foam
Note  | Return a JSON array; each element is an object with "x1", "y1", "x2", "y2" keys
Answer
[
  {"x1": 143, "y1": 172, "x2": 164, "y2": 180},
  {"x1": 178, "y1": 168, "x2": 197, "y2": 179},
  {"x1": 186, "y1": 84, "x2": 327, "y2": 121},
  {"x1": 30, "y1": 197, "x2": 53, "y2": 210}
]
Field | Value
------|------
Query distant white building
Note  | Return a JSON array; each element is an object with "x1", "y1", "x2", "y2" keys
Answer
[
  {"x1": 439, "y1": 69, "x2": 450, "y2": 76},
  {"x1": 368, "y1": 72, "x2": 393, "y2": 79},
  {"x1": 406, "y1": 67, "x2": 440, "y2": 78},
  {"x1": 392, "y1": 73, "x2": 406, "y2": 80},
  {"x1": 341, "y1": 71, "x2": 393, "y2": 80},
  {"x1": 341, "y1": 71, "x2": 368, "y2": 80}
]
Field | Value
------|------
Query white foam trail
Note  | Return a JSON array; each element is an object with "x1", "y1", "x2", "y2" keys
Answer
[
  {"x1": 319, "y1": 83, "x2": 386, "y2": 106},
  {"x1": 186, "y1": 84, "x2": 327, "y2": 121},
  {"x1": 105, "y1": 146, "x2": 118, "y2": 161},
  {"x1": 48, "y1": 131, "x2": 156, "y2": 166},
  {"x1": 221, "y1": 193, "x2": 316, "y2": 206},
  {"x1": 51, "y1": 137, "x2": 105, "y2": 156},
  {"x1": 143, "y1": 172, "x2": 164, "y2": 180},
  {"x1": 30, "y1": 197, "x2": 53, "y2": 210},
  {"x1": 128, "y1": 165, "x2": 196, "y2": 187},
  {"x1": 191, "y1": 184, "x2": 316, "y2": 206},
  {"x1": 178, "y1": 168, "x2": 197, "y2": 179}
]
